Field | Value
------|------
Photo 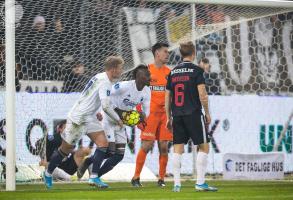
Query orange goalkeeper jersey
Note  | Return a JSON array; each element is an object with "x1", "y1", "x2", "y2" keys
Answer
[{"x1": 148, "y1": 63, "x2": 171, "y2": 113}]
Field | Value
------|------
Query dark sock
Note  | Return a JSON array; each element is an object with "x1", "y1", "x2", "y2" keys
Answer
[
  {"x1": 84, "y1": 156, "x2": 94, "y2": 166},
  {"x1": 47, "y1": 149, "x2": 67, "y2": 174},
  {"x1": 91, "y1": 147, "x2": 108, "y2": 175},
  {"x1": 98, "y1": 154, "x2": 124, "y2": 177}
]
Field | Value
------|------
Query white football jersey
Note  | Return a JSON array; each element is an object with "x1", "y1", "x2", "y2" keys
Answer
[
  {"x1": 110, "y1": 80, "x2": 151, "y2": 115},
  {"x1": 68, "y1": 72, "x2": 113, "y2": 124}
]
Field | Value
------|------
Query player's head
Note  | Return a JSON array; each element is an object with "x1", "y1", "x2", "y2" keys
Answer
[
  {"x1": 104, "y1": 56, "x2": 124, "y2": 81},
  {"x1": 152, "y1": 42, "x2": 169, "y2": 64},
  {"x1": 133, "y1": 64, "x2": 151, "y2": 89},
  {"x1": 179, "y1": 41, "x2": 196, "y2": 60},
  {"x1": 55, "y1": 120, "x2": 66, "y2": 134},
  {"x1": 199, "y1": 57, "x2": 210, "y2": 73}
]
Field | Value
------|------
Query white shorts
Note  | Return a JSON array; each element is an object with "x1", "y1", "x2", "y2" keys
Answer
[
  {"x1": 103, "y1": 119, "x2": 127, "y2": 144},
  {"x1": 62, "y1": 118, "x2": 103, "y2": 145}
]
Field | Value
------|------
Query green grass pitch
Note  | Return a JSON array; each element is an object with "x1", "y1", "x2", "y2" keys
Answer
[{"x1": 1, "y1": 180, "x2": 293, "y2": 200}]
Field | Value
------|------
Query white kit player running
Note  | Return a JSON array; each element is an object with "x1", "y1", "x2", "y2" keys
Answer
[
  {"x1": 77, "y1": 64, "x2": 151, "y2": 183},
  {"x1": 43, "y1": 56, "x2": 124, "y2": 189}
]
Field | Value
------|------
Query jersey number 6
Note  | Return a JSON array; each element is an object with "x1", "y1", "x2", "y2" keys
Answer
[{"x1": 174, "y1": 83, "x2": 184, "y2": 107}]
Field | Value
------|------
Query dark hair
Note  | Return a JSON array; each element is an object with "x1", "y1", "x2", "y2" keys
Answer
[
  {"x1": 179, "y1": 41, "x2": 195, "y2": 58},
  {"x1": 132, "y1": 64, "x2": 149, "y2": 79},
  {"x1": 151, "y1": 42, "x2": 169, "y2": 57}
]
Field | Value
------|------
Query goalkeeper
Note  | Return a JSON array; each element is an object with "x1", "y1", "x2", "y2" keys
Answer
[
  {"x1": 36, "y1": 120, "x2": 93, "y2": 181},
  {"x1": 77, "y1": 64, "x2": 151, "y2": 182}
]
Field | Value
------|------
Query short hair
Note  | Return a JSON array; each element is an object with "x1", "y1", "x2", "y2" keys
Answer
[
  {"x1": 132, "y1": 64, "x2": 149, "y2": 79},
  {"x1": 151, "y1": 42, "x2": 169, "y2": 57},
  {"x1": 179, "y1": 41, "x2": 195, "y2": 58},
  {"x1": 200, "y1": 57, "x2": 209, "y2": 64},
  {"x1": 104, "y1": 56, "x2": 124, "y2": 70}
]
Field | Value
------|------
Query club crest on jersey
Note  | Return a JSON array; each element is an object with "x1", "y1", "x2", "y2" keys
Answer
[
  {"x1": 107, "y1": 90, "x2": 111, "y2": 96},
  {"x1": 114, "y1": 83, "x2": 120, "y2": 89}
]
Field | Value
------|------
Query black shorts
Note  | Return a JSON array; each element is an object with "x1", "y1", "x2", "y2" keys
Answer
[
  {"x1": 58, "y1": 153, "x2": 78, "y2": 175},
  {"x1": 173, "y1": 110, "x2": 210, "y2": 145}
]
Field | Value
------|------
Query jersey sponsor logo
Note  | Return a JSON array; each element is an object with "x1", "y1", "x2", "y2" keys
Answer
[
  {"x1": 114, "y1": 83, "x2": 120, "y2": 89},
  {"x1": 123, "y1": 98, "x2": 137, "y2": 107},
  {"x1": 107, "y1": 90, "x2": 111, "y2": 96},
  {"x1": 142, "y1": 132, "x2": 154, "y2": 136},
  {"x1": 172, "y1": 76, "x2": 190, "y2": 83},
  {"x1": 171, "y1": 68, "x2": 194, "y2": 75},
  {"x1": 149, "y1": 85, "x2": 166, "y2": 91}
]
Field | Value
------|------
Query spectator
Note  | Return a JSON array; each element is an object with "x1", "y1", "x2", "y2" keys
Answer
[
  {"x1": 199, "y1": 58, "x2": 221, "y2": 95},
  {"x1": 62, "y1": 61, "x2": 87, "y2": 93},
  {"x1": 0, "y1": 44, "x2": 21, "y2": 91}
]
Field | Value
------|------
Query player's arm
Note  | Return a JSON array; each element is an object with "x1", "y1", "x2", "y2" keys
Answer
[
  {"x1": 197, "y1": 84, "x2": 211, "y2": 125},
  {"x1": 141, "y1": 88, "x2": 151, "y2": 119},
  {"x1": 165, "y1": 73, "x2": 173, "y2": 131},
  {"x1": 165, "y1": 89, "x2": 173, "y2": 132},
  {"x1": 99, "y1": 82, "x2": 122, "y2": 126}
]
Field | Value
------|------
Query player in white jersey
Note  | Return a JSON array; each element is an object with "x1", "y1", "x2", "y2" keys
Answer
[
  {"x1": 76, "y1": 64, "x2": 151, "y2": 182},
  {"x1": 43, "y1": 56, "x2": 124, "y2": 189}
]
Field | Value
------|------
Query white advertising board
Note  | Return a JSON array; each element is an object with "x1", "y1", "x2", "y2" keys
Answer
[
  {"x1": 0, "y1": 93, "x2": 292, "y2": 175},
  {"x1": 223, "y1": 153, "x2": 284, "y2": 180}
]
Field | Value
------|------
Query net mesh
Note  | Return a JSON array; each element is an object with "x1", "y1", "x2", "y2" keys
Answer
[{"x1": 0, "y1": 0, "x2": 292, "y2": 182}]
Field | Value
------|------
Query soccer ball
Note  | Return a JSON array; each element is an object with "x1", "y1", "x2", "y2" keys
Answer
[{"x1": 122, "y1": 110, "x2": 140, "y2": 126}]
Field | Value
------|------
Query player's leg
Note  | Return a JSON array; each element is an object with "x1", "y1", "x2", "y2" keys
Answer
[
  {"x1": 73, "y1": 147, "x2": 92, "y2": 167},
  {"x1": 157, "y1": 113, "x2": 173, "y2": 187},
  {"x1": 98, "y1": 128, "x2": 127, "y2": 177},
  {"x1": 51, "y1": 167, "x2": 71, "y2": 181},
  {"x1": 87, "y1": 131, "x2": 109, "y2": 188},
  {"x1": 172, "y1": 115, "x2": 188, "y2": 192},
  {"x1": 186, "y1": 111, "x2": 217, "y2": 192},
  {"x1": 158, "y1": 141, "x2": 168, "y2": 187},
  {"x1": 98, "y1": 143, "x2": 125, "y2": 177},
  {"x1": 58, "y1": 153, "x2": 78, "y2": 176},
  {"x1": 43, "y1": 120, "x2": 82, "y2": 189},
  {"x1": 173, "y1": 143, "x2": 184, "y2": 192},
  {"x1": 76, "y1": 144, "x2": 95, "y2": 179},
  {"x1": 132, "y1": 113, "x2": 158, "y2": 187}
]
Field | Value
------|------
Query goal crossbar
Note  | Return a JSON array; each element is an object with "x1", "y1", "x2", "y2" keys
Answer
[{"x1": 147, "y1": 0, "x2": 293, "y2": 8}]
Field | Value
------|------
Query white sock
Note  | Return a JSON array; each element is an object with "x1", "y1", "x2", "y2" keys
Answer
[
  {"x1": 196, "y1": 151, "x2": 208, "y2": 185},
  {"x1": 45, "y1": 170, "x2": 52, "y2": 177},
  {"x1": 90, "y1": 174, "x2": 98, "y2": 179},
  {"x1": 173, "y1": 153, "x2": 182, "y2": 187},
  {"x1": 52, "y1": 168, "x2": 71, "y2": 181}
]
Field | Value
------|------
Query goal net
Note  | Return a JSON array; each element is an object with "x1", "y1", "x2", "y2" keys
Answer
[{"x1": 0, "y1": 0, "x2": 292, "y2": 183}]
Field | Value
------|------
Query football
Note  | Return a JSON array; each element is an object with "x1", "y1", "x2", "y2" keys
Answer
[{"x1": 122, "y1": 110, "x2": 140, "y2": 126}]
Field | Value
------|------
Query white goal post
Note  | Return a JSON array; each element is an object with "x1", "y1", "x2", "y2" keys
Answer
[{"x1": 3, "y1": 0, "x2": 293, "y2": 191}]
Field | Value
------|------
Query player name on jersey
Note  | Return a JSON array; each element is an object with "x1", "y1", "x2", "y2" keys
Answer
[
  {"x1": 171, "y1": 68, "x2": 194, "y2": 75},
  {"x1": 171, "y1": 76, "x2": 190, "y2": 83}
]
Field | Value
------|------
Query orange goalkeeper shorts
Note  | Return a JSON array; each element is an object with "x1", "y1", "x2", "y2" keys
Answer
[{"x1": 140, "y1": 112, "x2": 173, "y2": 141}]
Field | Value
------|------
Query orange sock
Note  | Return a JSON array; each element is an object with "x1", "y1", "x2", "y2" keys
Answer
[
  {"x1": 133, "y1": 149, "x2": 147, "y2": 179},
  {"x1": 159, "y1": 154, "x2": 168, "y2": 180}
]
